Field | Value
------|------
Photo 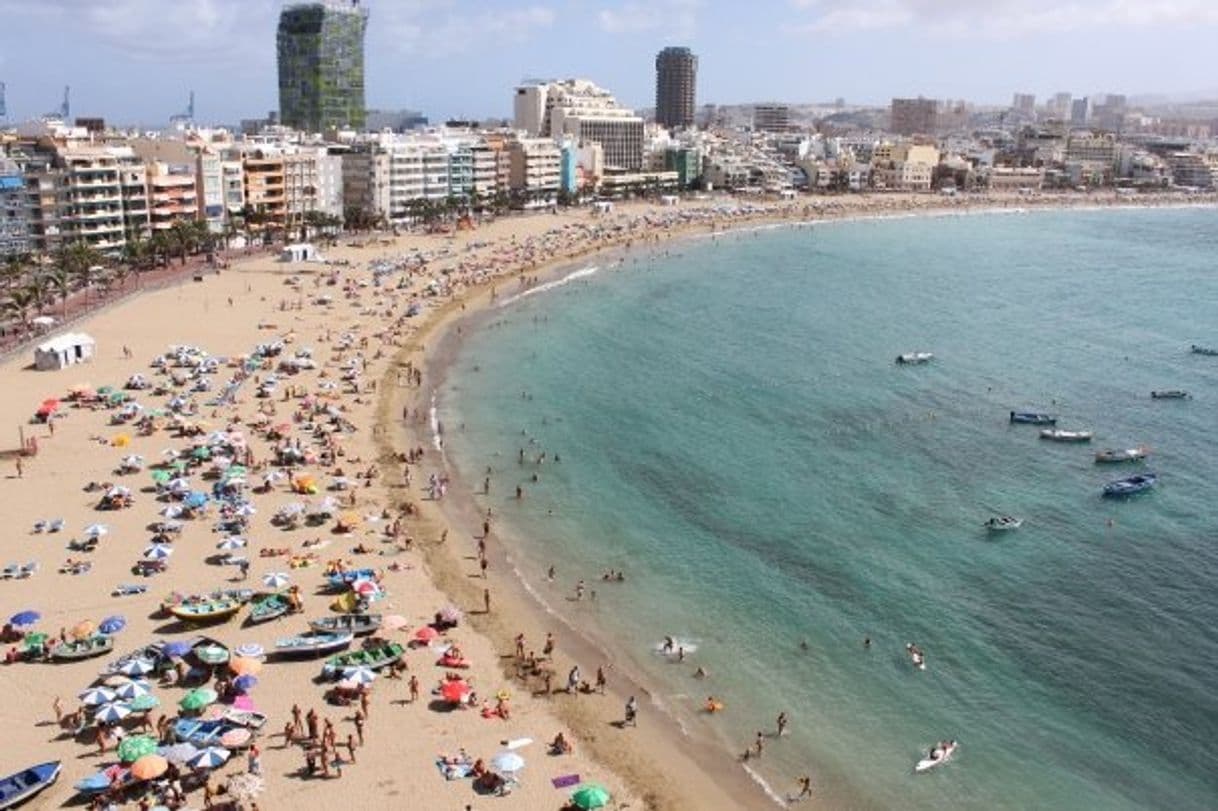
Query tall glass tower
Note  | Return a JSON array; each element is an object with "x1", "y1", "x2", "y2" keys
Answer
[
  {"x1": 655, "y1": 46, "x2": 697, "y2": 130},
  {"x1": 277, "y1": 0, "x2": 369, "y2": 132}
]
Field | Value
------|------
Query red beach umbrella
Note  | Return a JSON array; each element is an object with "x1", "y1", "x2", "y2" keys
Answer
[{"x1": 441, "y1": 680, "x2": 470, "y2": 704}]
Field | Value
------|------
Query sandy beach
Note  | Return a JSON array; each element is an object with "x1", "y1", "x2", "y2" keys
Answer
[{"x1": 1, "y1": 189, "x2": 1214, "y2": 811}]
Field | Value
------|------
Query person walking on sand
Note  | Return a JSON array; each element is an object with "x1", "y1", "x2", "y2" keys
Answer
[
  {"x1": 408, "y1": 675, "x2": 420, "y2": 703},
  {"x1": 777, "y1": 711, "x2": 789, "y2": 737},
  {"x1": 542, "y1": 633, "x2": 555, "y2": 658},
  {"x1": 353, "y1": 711, "x2": 365, "y2": 745},
  {"x1": 624, "y1": 696, "x2": 638, "y2": 727},
  {"x1": 796, "y1": 775, "x2": 813, "y2": 800},
  {"x1": 483, "y1": 588, "x2": 491, "y2": 613},
  {"x1": 595, "y1": 666, "x2": 607, "y2": 694}
]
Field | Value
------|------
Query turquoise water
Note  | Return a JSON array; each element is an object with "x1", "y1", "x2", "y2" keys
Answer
[{"x1": 439, "y1": 208, "x2": 1218, "y2": 809}]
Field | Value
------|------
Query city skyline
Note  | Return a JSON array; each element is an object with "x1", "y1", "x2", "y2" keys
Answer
[{"x1": 1, "y1": 0, "x2": 1217, "y2": 126}]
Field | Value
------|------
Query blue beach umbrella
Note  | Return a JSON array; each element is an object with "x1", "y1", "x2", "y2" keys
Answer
[
  {"x1": 78, "y1": 686, "x2": 117, "y2": 706},
  {"x1": 113, "y1": 680, "x2": 150, "y2": 700},
  {"x1": 183, "y1": 492, "x2": 209, "y2": 509},
  {"x1": 99, "y1": 615, "x2": 127, "y2": 635},
  {"x1": 117, "y1": 658, "x2": 155, "y2": 677},
  {"x1": 232, "y1": 675, "x2": 258, "y2": 693},
  {"x1": 185, "y1": 746, "x2": 230, "y2": 770},
  {"x1": 489, "y1": 751, "x2": 525, "y2": 774},
  {"x1": 143, "y1": 545, "x2": 173, "y2": 561},
  {"x1": 9, "y1": 610, "x2": 40, "y2": 627},
  {"x1": 162, "y1": 641, "x2": 192, "y2": 658}
]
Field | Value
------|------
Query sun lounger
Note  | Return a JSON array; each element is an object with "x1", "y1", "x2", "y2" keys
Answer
[
  {"x1": 112, "y1": 584, "x2": 148, "y2": 596},
  {"x1": 32, "y1": 521, "x2": 46, "y2": 533},
  {"x1": 48, "y1": 519, "x2": 65, "y2": 533},
  {"x1": 15, "y1": 562, "x2": 37, "y2": 579},
  {"x1": 1, "y1": 563, "x2": 18, "y2": 579}
]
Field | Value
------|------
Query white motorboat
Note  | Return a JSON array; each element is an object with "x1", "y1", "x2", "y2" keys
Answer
[
  {"x1": 1040, "y1": 429, "x2": 1093, "y2": 443},
  {"x1": 984, "y1": 516, "x2": 1022, "y2": 532},
  {"x1": 915, "y1": 740, "x2": 957, "y2": 773},
  {"x1": 896, "y1": 352, "x2": 934, "y2": 365}
]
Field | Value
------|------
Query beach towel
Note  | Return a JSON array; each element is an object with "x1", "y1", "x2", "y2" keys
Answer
[
  {"x1": 435, "y1": 759, "x2": 473, "y2": 781},
  {"x1": 551, "y1": 774, "x2": 581, "y2": 789}
]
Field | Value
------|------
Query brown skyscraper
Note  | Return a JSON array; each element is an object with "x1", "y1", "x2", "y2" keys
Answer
[{"x1": 655, "y1": 46, "x2": 697, "y2": 129}]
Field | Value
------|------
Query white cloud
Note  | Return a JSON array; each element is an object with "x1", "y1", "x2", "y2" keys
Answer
[
  {"x1": 786, "y1": 0, "x2": 1218, "y2": 36},
  {"x1": 597, "y1": 0, "x2": 700, "y2": 38},
  {"x1": 369, "y1": 2, "x2": 556, "y2": 57}
]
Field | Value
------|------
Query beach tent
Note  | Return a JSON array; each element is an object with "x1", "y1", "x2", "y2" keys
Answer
[
  {"x1": 34, "y1": 332, "x2": 96, "y2": 371},
  {"x1": 279, "y1": 243, "x2": 321, "y2": 263}
]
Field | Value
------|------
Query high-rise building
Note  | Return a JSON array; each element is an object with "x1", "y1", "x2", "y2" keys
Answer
[
  {"x1": 277, "y1": 0, "x2": 369, "y2": 133},
  {"x1": 0, "y1": 157, "x2": 30, "y2": 258},
  {"x1": 1012, "y1": 93, "x2": 1036, "y2": 117},
  {"x1": 655, "y1": 47, "x2": 697, "y2": 129},
  {"x1": 513, "y1": 80, "x2": 645, "y2": 170},
  {"x1": 753, "y1": 104, "x2": 792, "y2": 133},
  {"x1": 1070, "y1": 97, "x2": 1090, "y2": 127},
  {"x1": 890, "y1": 97, "x2": 938, "y2": 136},
  {"x1": 1050, "y1": 92, "x2": 1073, "y2": 120}
]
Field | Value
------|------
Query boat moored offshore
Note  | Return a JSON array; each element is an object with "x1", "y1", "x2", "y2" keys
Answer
[{"x1": 1010, "y1": 411, "x2": 1056, "y2": 425}]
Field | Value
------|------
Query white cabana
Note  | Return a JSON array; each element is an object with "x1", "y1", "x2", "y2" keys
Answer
[
  {"x1": 279, "y1": 243, "x2": 321, "y2": 263},
  {"x1": 34, "y1": 332, "x2": 96, "y2": 371}
]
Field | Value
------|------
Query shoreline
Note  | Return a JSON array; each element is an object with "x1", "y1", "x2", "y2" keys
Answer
[{"x1": 366, "y1": 191, "x2": 1218, "y2": 810}]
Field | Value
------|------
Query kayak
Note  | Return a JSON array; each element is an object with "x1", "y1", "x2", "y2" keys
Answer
[{"x1": 915, "y1": 741, "x2": 957, "y2": 773}]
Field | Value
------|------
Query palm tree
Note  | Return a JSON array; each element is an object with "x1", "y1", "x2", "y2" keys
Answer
[
  {"x1": 1, "y1": 254, "x2": 30, "y2": 293},
  {"x1": 4, "y1": 287, "x2": 39, "y2": 332},
  {"x1": 42, "y1": 267, "x2": 73, "y2": 318},
  {"x1": 167, "y1": 220, "x2": 196, "y2": 265},
  {"x1": 149, "y1": 231, "x2": 172, "y2": 267}
]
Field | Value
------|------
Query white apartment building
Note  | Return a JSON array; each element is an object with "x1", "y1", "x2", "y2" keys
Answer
[
  {"x1": 509, "y1": 137, "x2": 561, "y2": 198},
  {"x1": 59, "y1": 146, "x2": 149, "y2": 253},
  {"x1": 146, "y1": 160, "x2": 199, "y2": 232},
  {"x1": 514, "y1": 79, "x2": 645, "y2": 171}
]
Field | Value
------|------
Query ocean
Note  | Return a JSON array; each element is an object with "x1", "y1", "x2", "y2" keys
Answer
[{"x1": 437, "y1": 207, "x2": 1218, "y2": 809}]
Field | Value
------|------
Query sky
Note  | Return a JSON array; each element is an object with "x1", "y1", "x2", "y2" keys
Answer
[{"x1": 1, "y1": 0, "x2": 1217, "y2": 126}]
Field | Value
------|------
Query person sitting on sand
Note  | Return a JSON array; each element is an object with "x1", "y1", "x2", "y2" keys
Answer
[{"x1": 550, "y1": 731, "x2": 573, "y2": 755}]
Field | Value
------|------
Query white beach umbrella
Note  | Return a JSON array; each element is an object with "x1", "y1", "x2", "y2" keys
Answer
[
  {"x1": 233, "y1": 643, "x2": 264, "y2": 659},
  {"x1": 186, "y1": 746, "x2": 231, "y2": 770},
  {"x1": 83, "y1": 524, "x2": 109, "y2": 538},
  {"x1": 262, "y1": 572, "x2": 290, "y2": 590},
  {"x1": 217, "y1": 537, "x2": 247, "y2": 551},
  {"x1": 235, "y1": 504, "x2": 258, "y2": 517},
  {"x1": 78, "y1": 686, "x2": 117, "y2": 706},
  {"x1": 340, "y1": 666, "x2": 377, "y2": 686},
  {"x1": 160, "y1": 742, "x2": 199, "y2": 765},
  {"x1": 160, "y1": 505, "x2": 184, "y2": 519},
  {"x1": 113, "y1": 680, "x2": 151, "y2": 700},
  {"x1": 144, "y1": 544, "x2": 174, "y2": 561},
  {"x1": 93, "y1": 702, "x2": 132, "y2": 724},
  {"x1": 117, "y1": 658, "x2": 156, "y2": 677}
]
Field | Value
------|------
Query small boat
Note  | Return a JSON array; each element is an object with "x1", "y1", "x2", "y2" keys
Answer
[
  {"x1": 915, "y1": 741, "x2": 958, "y2": 773},
  {"x1": 169, "y1": 598, "x2": 243, "y2": 624},
  {"x1": 1103, "y1": 472, "x2": 1158, "y2": 497},
  {"x1": 1040, "y1": 429, "x2": 1093, "y2": 442},
  {"x1": 0, "y1": 761, "x2": 60, "y2": 809},
  {"x1": 49, "y1": 635, "x2": 115, "y2": 662},
  {"x1": 73, "y1": 767, "x2": 132, "y2": 797},
  {"x1": 161, "y1": 588, "x2": 255, "y2": 615},
  {"x1": 1150, "y1": 390, "x2": 1190, "y2": 399},
  {"x1": 1095, "y1": 446, "x2": 1149, "y2": 464},
  {"x1": 274, "y1": 631, "x2": 354, "y2": 658},
  {"x1": 325, "y1": 568, "x2": 377, "y2": 591},
  {"x1": 896, "y1": 352, "x2": 934, "y2": 365},
  {"x1": 984, "y1": 516, "x2": 1022, "y2": 532},
  {"x1": 172, "y1": 718, "x2": 251, "y2": 748},
  {"x1": 246, "y1": 594, "x2": 290, "y2": 625},
  {"x1": 308, "y1": 613, "x2": 383, "y2": 637},
  {"x1": 1009, "y1": 411, "x2": 1056, "y2": 425},
  {"x1": 101, "y1": 642, "x2": 170, "y2": 677},
  {"x1": 1190, "y1": 344, "x2": 1218, "y2": 356},
  {"x1": 321, "y1": 641, "x2": 405, "y2": 679},
  {"x1": 219, "y1": 708, "x2": 268, "y2": 731}
]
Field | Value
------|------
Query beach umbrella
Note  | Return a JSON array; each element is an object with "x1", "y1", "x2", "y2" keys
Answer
[
  {"x1": 22, "y1": 632, "x2": 48, "y2": 652},
  {"x1": 117, "y1": 658, "x2": 155, "y2": 676},
  {"x1": 414, "y1": 626, "x2": 439, "y2": 643},
  {"x1": 190, "y1": 446, "x2": 211, "y2": 460},
  {"x1": 127, "y1": 694, "x2": 160, "y2": 712},
  {"x1": 160, "y1": 505, "x2": 184, "y2": 519},
  {"x1": 571, "y1": 784, "x2": 611, "y2": 810},
  {"x1": 235, "y1": 503, "x2": 258, "y2": 517},
  {"x1": 490, "y1": 751, "x2": 525, "y2": 774},
  {"x1": 99, "y1": 615, "x2": 127, "y2": 635},
  {"x1": 352, "y1": 579, "x2": 380, "y2": 596},
  {"x1": 79, "y1": 686, "x2": 117, "y2": 706},
  {"x1": 438, "y1": 604, "x2": 464, "y2": 624},
  {"x1": 194, "y1": 645, "x2": 228, "y2": 666},
  {"x1": 340, "y1": 666, "x2": 376, "y2": 686},
  {"x1": 93, "y1": 702, "x2": 133, "y2": 724},
  {"x1": 232, "y1": 694, "x2": 255, "y2": 712},
  {"x1": 150, "y1": 470, "x2": 172, "y2": 485},
  {"x1": 179, "y1": 688, "x2": 218, "y2": 712},
  {"x1": 161, "y1": 640, "x2": 192, "y2": 658},
  {"x1": 383, "y1": 614, "x2": 408, "y2": 631},
  {"x1": 71, "y1": 620, "x2": 97, "y2": 639},
  {"x1": 160, "y1": 742, "x2": 199, "y2": 765},
  {"x1": 232, "y1": 674, "x2": 258, "y2": 693},
  {"x1": 167, "y1": 477, "x2": 191, "y2": 493},
  {"x1": 217, "y1": 537, "x2": 246, "y2": 551},
  {"x1": 186, "y1": 746, "x2": 231, "y2": 770},
  {"x1": 9, "y1": 610, "x2": 40, "y2": 627},
  {"x1": 111, "y1": 433, "x2": 131, "y2": 447},
  {"x1": 262, "y1": 572, "x2": 290, "y2": 590},
  {"x1": 83, "y1": 523, "x2": 109, "y2": 538},
  {"x1": 233, "y1": 643, "x2": 264, "y2": 659},
  {"x1": 228, "y1": 656, "x2": 262, "y2": 676},
  {"x1": 440, "y1": 680, "x2": 471, "y2": 704},
  {"x1": 118, "y1": 735, "x2": 159, "y2": 763},
  {"x1": 143, "y1": 544, "x2": 173, "y2": 561},
  {"x1": 219, "y1": 727, "x2": 252, "y2": 748},
  {"x1": 113, "y1": 679, "x2": 150, "y2": 700},
  {"x1": 183, "y1": 492, "x2": 209, "y2": 509},
  {"x1": 129, "y1": 754, "x2": 168, "y2": 781}
]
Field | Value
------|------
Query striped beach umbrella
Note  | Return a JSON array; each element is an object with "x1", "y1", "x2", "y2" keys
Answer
[
  {"x1": 78, "y1": 687, "x2": 116, "y2": 706},
  {"x1": 340, "y1": 666, "x2": 376, "y2": 686},
  {"x1": 113, "y1": 679, "x2": 150, "y2": 700},
  {"x1": 233, "y1": 643, "x2": 264, "y2": 659},
  {"x1": 143, "y1": 544, "x2": 173, "y2": 561},
  {"x1": 185, "y1": 746, "x2": 231, "y2": 770},
  {"x1": 93, "y1": 702, "x2": 133, "y2": 725},
  {"x1": 117, "y1": 658, "x2": 155, "y2": 677},
  {"x1": 262, "y1": 572, "x2": 290, "y2": 590}
]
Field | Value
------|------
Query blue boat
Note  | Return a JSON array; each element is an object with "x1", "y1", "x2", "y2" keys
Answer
[
  {"x1": 172, "y1": 718, "x2": 250, "y2": 748},
  {"x1": 1010, "y1": 411, "x2": 1056, "y2": 425},
  {"x1": 1103, "y1": 472, "x2": 1158, "y2": 497},
  {"x1": 72, "y1": 767, "x2": 131, "y2": 798},
  {"x1": 0, "y1": 761, "x2": 60, "y2": 809}
]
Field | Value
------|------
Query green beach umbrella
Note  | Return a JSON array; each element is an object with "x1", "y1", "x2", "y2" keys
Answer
[
  {"x1": 151, "y1": 470, "x2": 172, "y2": 484},
  {"x1": 191, "y1": 447, "x2": 211, "y2": 460},
  {"x1": 571, "y1": 784, "x2": 611, "y2": 810},
  {"x1": 22, "y1": 632, "x2": 48, "y2": 651},
  {"x1": 127, "y1": 694, "x2": 160, "y2": 712},
  {"x1": 97, "y1": 386, "x2": 114, "y2": 396},
  {"x1": 179, "y1": 688, "x2": 218, "y2": 711},
  {"x1": 118, "y1": 734, "x2": 159, "y2": 763},
  {"x1": 194, "y1": 645, "x2": 228, "y2": 666}
]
